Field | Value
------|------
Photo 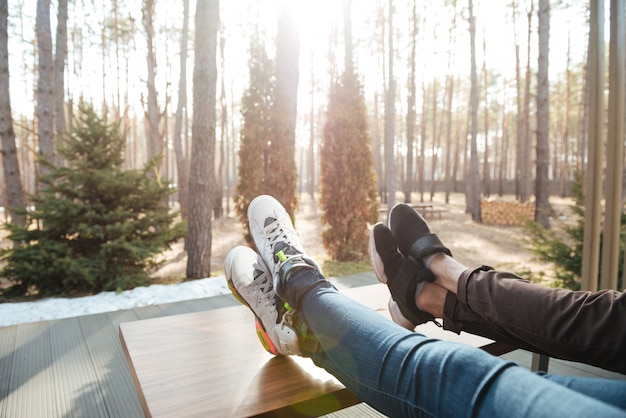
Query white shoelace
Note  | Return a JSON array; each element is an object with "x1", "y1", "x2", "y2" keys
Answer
[
  {"x1": 263, "y1": 218, "x2": 301, "y2": 258},
  {"x1": 252, "y1": 262, "x2": 276, "y2": 311}
]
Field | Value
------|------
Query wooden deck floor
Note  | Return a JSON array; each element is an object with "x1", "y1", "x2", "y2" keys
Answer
[{"x1": 0, "y1": 271, "x2": 624, "y2": 417}]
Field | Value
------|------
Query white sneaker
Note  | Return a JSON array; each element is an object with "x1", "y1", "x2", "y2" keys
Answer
[
  {"x1": 225, "y1": 245, "x2": 302, "y2": 356},
  {"x1": 247, "y1": 195, "x2": 320, "y2": 298}
]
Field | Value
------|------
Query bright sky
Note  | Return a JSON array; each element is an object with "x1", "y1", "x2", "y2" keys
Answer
[{"x1": 7, "y1": 0, "x2": 591, "y2": 126}]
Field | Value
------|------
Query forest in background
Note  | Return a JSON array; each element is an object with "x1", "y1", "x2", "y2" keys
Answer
[
  {"x1": 0, "y1": 0, "x2": 624, "y2": 291},
  {"x1": 3, "y1": 0, "x2": 591, "y2": 201}
]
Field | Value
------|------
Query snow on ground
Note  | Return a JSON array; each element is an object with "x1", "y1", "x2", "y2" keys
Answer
[{"x1": 0, "y1": 276, "x2": 230, "y2": 327}]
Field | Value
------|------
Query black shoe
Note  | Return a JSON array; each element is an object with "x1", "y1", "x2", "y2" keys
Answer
[
  {"x1": 388, "y1": 204, "x2": 451, "y2": 263},
  {"x1": 370, "y1": 223, "x2": 437, "y2": 329}
]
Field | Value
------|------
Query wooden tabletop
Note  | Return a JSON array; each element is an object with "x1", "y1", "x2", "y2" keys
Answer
[{"x1": 119, "y1": 284, "x2": 505, "y2": 417}]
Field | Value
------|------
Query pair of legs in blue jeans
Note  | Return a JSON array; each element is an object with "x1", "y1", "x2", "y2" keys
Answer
[
  {"x1": 290, "y1": 268, "x2": 626, "y2": 417},
  {"x1": 232, "y1": 195, "x2": 626, "y2": 417}
]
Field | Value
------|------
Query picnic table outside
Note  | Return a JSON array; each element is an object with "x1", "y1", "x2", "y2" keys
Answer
[{"x1": 378, "y1": 202, "x2": 449, "y2": 218}]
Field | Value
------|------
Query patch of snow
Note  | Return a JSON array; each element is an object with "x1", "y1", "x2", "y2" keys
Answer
[{"x1": 0, "y1": 276, "x2": 230, "y2": 327}]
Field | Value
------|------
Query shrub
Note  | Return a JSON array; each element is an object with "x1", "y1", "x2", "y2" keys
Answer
[
  {"x1": 319, "y1": 72, "x2": 378, "y2": 261},
  {"x1": 234, "y1": 37, "x2": 297, "y2": 244},
  {"x1": 526, "y1": 172, "x2": 624, "y2": 290},
  {"x1": 1, "y1": 107, "x2": 185, "y2": 297}
]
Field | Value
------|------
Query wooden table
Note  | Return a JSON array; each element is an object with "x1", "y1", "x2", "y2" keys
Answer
[
  {"x1": 378, "y1": 202, "x2": 449, "y2": 219},
  {"x1": 119, "y1": 285, "x2": 511, "y2": 417},
  {"x1": 410, "y1": 203, "x2": 449, "y2": 218}
]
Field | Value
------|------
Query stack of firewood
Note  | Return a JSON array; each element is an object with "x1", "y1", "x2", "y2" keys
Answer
[{"x1": 481, "y1": 199, "x2": 535, "y2": 226}]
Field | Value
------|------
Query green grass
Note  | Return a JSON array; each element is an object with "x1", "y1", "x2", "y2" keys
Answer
[{"x1": 321, "y1": 259, "x2": 372, "y2": 277}]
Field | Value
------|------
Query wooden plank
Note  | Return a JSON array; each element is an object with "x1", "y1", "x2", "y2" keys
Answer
[
  {"x1": 156, "y1": 300, "x2": 193, "y2": 316},
  {"x1": 182, "y1": 294, "x2": 239, "y2": 311},
  {"x1": 0, "y1": 325, "x2": 17, "y2": 417},
  {"x1": 3, "y1": 321, "x2": 56, "y2": 417},
  {"x1": 106, "y1": 308, "x2": 141, "y2": 327},
  {"x1": 48, "y1": 317, "x2": 108, "y2": 417},
  {"x1": 132, "y1": 304, "x2": 167, "y2": 320},
  {"x1": 322, "y1": 402, "x2": 387, "y2": 418},
  {"x1": 78, "y1": 313, "x2": 144, "y2": 418}
]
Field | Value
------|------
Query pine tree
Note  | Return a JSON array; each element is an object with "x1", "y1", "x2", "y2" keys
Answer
[
  {"x1": 1, "y1": 107, "x2": 184, "y2": 297},
  {"x1": 235, "y1": 15, "x2": 300, "y2": 245},
  {"x1": 320, "y1": 72, "x2": 378, "y2": 261},
  {"x1": 271, "y1": 3, "x2": 300, "y2": 218},
  {"x1": 234, "y1": 38, "x2": 276, "y2": 243}
]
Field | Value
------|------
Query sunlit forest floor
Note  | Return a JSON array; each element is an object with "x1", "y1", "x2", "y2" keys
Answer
[
  {"x1": 152, "y1": 191, "x2": 575, "y2": 287},
  {"x1": 0, "y1": 192, "x2": 575, "y2": 296}
]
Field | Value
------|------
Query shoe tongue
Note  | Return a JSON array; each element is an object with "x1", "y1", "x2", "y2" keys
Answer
[
  {"x1": 274, "y1": 241, "x2": 299, "y2": 257},
  {"x1": 264, "y1": 217, "x2": 277, "y2": 227},
  {"x1": 253, "y1": 268, "x2": 265, "y2": 280}
]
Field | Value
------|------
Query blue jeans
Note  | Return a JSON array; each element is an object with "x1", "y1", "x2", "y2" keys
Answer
[{"x1": 283, "y1": 269, "x2": 626, "y2": 418}]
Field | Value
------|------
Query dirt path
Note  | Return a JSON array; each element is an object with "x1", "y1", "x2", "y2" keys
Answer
[{"x1": 153, "y1": 192, "x2": 565, "y2": 284}]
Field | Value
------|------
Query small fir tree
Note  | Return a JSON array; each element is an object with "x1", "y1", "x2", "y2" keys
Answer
[
  {"x1": 320, "y1": 72, "x2": 378, "y2": 261},
  {"x1": 1, "y1": 107, "x2": 184, "y2": 297},
  {"x1": 526, "y1": 172, "x2": 624, "y2": 290}
]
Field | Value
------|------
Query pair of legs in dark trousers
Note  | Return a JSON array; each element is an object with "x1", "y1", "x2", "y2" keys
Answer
[
  {"x1": 372, "y1": 203, "x2": 625, "y2": 375},
  {"x1": 441, "y1": 265, "x2": 626, "y2": 374}
]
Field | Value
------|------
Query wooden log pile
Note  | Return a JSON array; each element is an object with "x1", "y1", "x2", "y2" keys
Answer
[{"x1": 481, "y1": 199, "x2": 535, "y2": 226}]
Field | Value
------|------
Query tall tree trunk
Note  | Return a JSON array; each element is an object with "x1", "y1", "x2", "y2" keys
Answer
[
  {"x1": 467, "y1": 0, "x2": 481, "y2": 221},
  {"x1": 560, "y1": 34, "x2": 571, "y2": 197},
  {"x1": 376, "y1": 2, "x2": 385, "y2": 203},
  {"x1": 452, "y1": 100, "x2": 466, "y2": 193},
  {"x1": 271, "y1": 3, "x2": 300, "y2": 216},
  {"x1": 404, "y1": 0, "x2": 417, "y2": 203},
  {"x1": 373, "y1": 92, "x2": 384, "y2": 201},
  {"x1": 578, "y1": 42, "x2": 589, "y2": 173},
  {"x1": 431, "y1": 75, "x2": 448, "y2": 201},
  {"x1": 384, "y1": 0, "x2": 396, "y2": 209},
  {"x1": 461, "y1": 94, "x2": 471, "y2": 202},
  {"x1": 214, "y1": 31, "x2": 226, "y2": 219},
  {"x1": 419, "y1": 80, "x2": 427, "y2": 202},
  {"x1": 444, "y1": 0, "x2": 457, "y2": 204},
  {"x1": 36, "y1": 0, "x2": 54, "y2": 188},
  {"x1": 186, "y1": 0, "x2": 219, "y2": 279},
  {"x1": 581, "y1": 0, "x2": 604, "y2": 291},
  {"x1": 54, "y1": 0, "x2": 68, "y2": 167},
  {"x1": 112, "y1": 0, "x2": 121, "y2": 115},
  {"x1": 499, "y1": 93, "x2": 509, "y2": 196},
  {"x1": 535, "y1": 0, "x2": 550, "y2": 228},
  {"x1": 512, "y1": 0, "x2": 523, "y2": 199},
  {"x1": 173, "y1": 0, "x2": 189, "y2": 220},
  {"x1": 100, "y1": 1, "x2": 107, "y2": 113},
  {"x1": 142, "y1": 0, "x2": 162, "y2": 175},
  {"x1": 228, "y1": 86, "x2": 236, "y2": 214},
  {"x1": 429, "y1": 78, "x2": 440, "y2": 201},
  {"x1": 0, "y1": 0, "x2": 25, "y2": 229},
  {"x1": 308, "y1": 48, "x2": 316, "y2": 200},
  {"x1": 521, "y1": 1, "x2": 534, "y2": 203},
  {"x1": 482, "y1": 34, "x2": 491, "y2": 198},
  {"x1": 16, "y1": 3, "x2": 34, "y2": 196},
  {"x1": 602, "y1": 0, "x2": 624, "y2": 290}
]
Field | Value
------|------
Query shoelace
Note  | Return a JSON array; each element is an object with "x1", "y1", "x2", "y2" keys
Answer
[
  {"x1": 263, "y1": 218, "x2": 301, "y2": 261},
  {"x1": 252, "y1": 262, "x2": 276, "y2": 312}
]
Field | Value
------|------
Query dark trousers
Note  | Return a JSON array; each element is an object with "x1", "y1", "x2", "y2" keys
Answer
[{"x1": 442, "y1": 266, "x2": 626, "y2": 374}]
